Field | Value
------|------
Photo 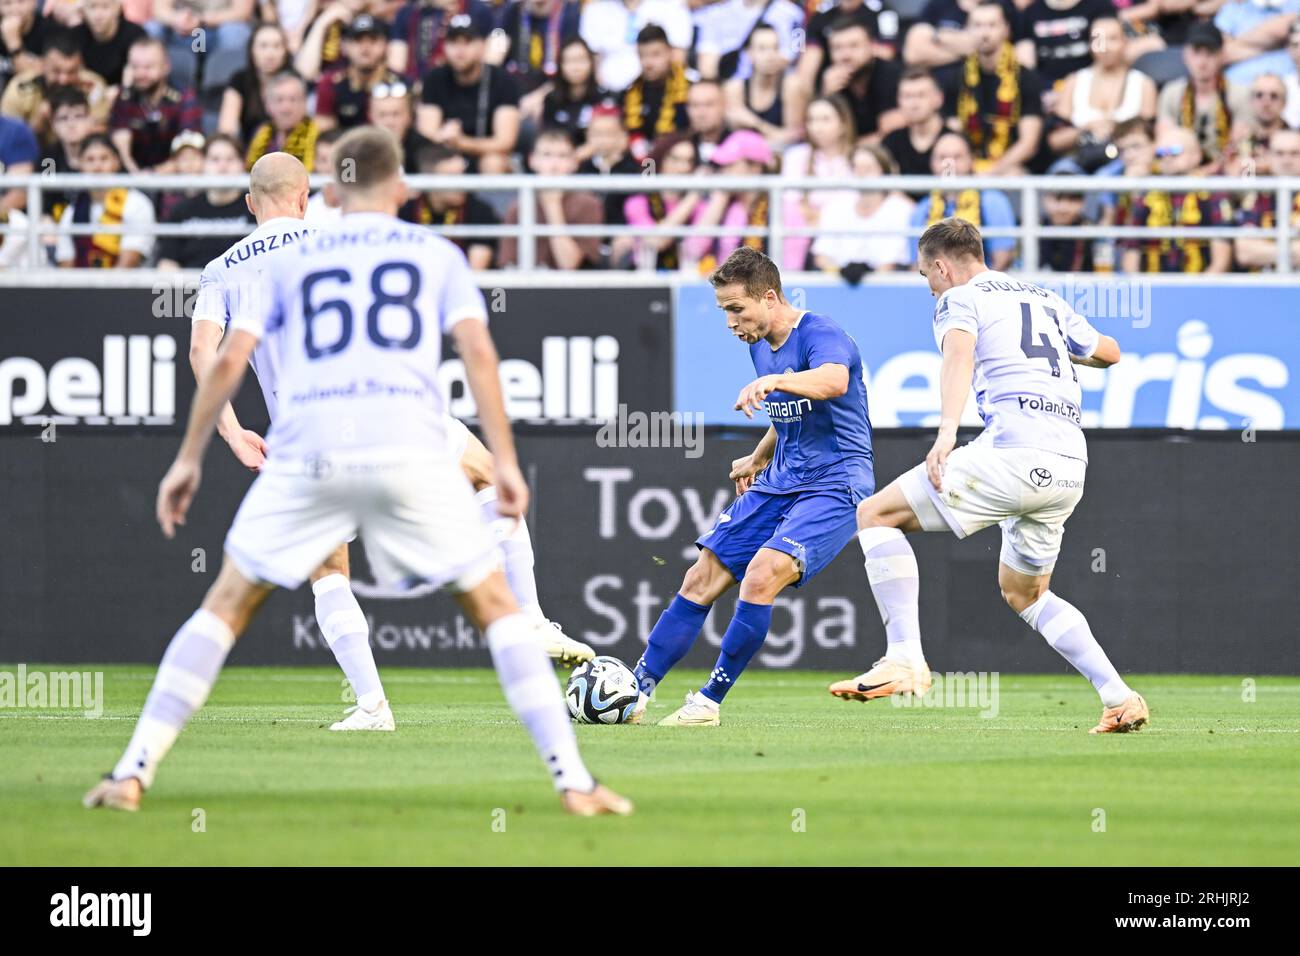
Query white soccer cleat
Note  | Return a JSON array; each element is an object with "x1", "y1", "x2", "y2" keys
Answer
[
  {"x1": 330, "y1": 699, "x2": 396, "y2": 731},
  {"x1": 627, "y1": 692, "x2": 650, "y2": 725},
  {"x1": 657, "y1": 691, "x2": 720, "y2": 727},
  {"x1": 538, "y1": 619, "x2": 595, "y2": 667}
]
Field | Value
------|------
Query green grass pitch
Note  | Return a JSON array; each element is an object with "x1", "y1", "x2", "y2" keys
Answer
[{"x1": 2, "y1": 666, "x2": 1298, "y2": 866}]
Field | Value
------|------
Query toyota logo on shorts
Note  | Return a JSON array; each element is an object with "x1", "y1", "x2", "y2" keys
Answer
[{"x1": 1030, "y1": 468, "x2": 1053, "y2": 487}]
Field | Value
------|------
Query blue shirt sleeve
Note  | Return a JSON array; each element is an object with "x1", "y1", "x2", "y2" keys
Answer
[
  {"x1": 980, "y1": 190, "x2": 1017, "y2": 254},
  {"x1": 0, "y1": 118, "x2": 39, "y2": 167},
  {"x1": 800, "y1": 317, "x2": 856, "y2": 371}
]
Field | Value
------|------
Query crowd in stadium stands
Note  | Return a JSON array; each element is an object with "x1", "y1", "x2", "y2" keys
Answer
[{"x1": 1, "y1": 0, "x2": 1299, "y2": 274}]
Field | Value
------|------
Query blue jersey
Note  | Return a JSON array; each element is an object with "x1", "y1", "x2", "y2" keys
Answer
[{"x1": 751, "y1": 312, "x2": 873, "y2": 498}]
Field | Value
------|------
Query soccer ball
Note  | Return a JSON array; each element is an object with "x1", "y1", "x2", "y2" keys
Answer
[{"x1": 566, "y1": 656, "x2": 640, "y2": 724}]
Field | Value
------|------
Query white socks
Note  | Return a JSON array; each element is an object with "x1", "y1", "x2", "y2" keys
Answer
[
  {"x1": 486, "y1": 612, "x2": 594, "y2": 793},
  {"x1": 113, "y1": 608, "x2": 235, "y2": 788},
  {"x1": 858, "y1": 527, "x2": 926, "y2": 667},
  {"x1": 313, "y1": 573, "x2": 385, "y2": 710},
  {"x1": 1019, "y1": 591, "x2": 1132, "y2": 707},
  {"x1": 477, "y1": 486, "x2": 543, "y2": 619}
]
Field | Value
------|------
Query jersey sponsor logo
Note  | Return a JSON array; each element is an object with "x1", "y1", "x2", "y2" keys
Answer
[
  {"x1": 0, "y1": 334, "x2": 176, "y2": 426},
  {"x1": 1029, "y1": 468, "x2": 1052, "y2": 487},
  {"x1": 763, "y1": 397, "x2": 813, "y2": 422},
  {"x1": 1015, "y1": 394, "x2": 1082, "y2": 424},
  {"x1": 1056, "y1": 478, "x2": 1083, "y2": 489}
]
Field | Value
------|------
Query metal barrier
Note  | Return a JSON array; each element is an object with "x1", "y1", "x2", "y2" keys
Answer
[{"x1": 0, "y1": 172, "x2": 1294, "y2": 273}]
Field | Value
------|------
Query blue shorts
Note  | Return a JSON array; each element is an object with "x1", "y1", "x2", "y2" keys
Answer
[{"x1": 695, "y1": 486, "x2": 861, "y2": 588}]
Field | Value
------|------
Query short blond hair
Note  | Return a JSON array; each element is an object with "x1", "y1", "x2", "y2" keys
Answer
[{"x1": 332, "y1": 125, "x2": 402, "y2": 191}]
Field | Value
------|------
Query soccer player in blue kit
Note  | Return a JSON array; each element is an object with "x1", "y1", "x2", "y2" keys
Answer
[{"x1": 631, "y1": 247, "x2": 874, "y2": 726}]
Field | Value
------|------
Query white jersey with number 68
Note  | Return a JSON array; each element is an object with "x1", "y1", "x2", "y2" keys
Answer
[{"x1": 932, "y1": 271, "x2": 1101, "y2": 462}]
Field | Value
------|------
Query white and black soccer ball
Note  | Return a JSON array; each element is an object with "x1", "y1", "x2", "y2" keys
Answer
[{"x1": 566, "y1": 656, "x2": 640, "y2": 724}]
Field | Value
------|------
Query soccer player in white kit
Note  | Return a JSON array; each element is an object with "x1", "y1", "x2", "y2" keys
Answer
[
  {"x1": 829, "y1": 218, "x2": 1149, "y2": 734},
  {"x1": 189, "y1": 158, "x2": 594, "y2": 733},
  {"x1": 84, "y1": 128, "x2": 631, "y2": 815}
]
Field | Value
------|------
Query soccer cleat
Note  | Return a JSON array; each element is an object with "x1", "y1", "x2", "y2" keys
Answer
[
  {"x1": 538, "y1": 619, "x2": 595, "y2": 667},
  {"x1": 1089, "y1": 693, "x2": 1149, "y2": 734},
  {"x1": 562, "y1": 782, "x2": 635, "y2": 817},
  {"x1": 82, "y1": 776, "x2": 143, "y2": 812},
  {"x1": 330, "y1": 699, "x2": 396, "y2": 731},
  {"x1": 627, "y1": 692, "x2": 650, "y2": 725},
  {"x1": 828, "y1": 656, "x2": 933, "y2": 701},
  {"x1": 657, "y1": 691, "x2": 720, "y2": 727}
]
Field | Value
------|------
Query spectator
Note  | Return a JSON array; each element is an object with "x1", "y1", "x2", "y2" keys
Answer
[
  {"x1": 811, "y1": 140, "x2": 915, "y2": 278},
  {"x1": 257, "y1": 0, "x2": 319, "y2": 54},
  {"x1": 623, "y1": 131, "x2": 700, "y2": 270},
  {"x1": 500, "y1": 0, "x2": 583, "y2": 100},
  {"x1": 316, "y1": 14, "x2": 403, "y2": 132},
  {"x1": 245, "y1": 70, "x2": 319, "y2": 169},
  {"x1": 74, "y1": 0, "x2": 147, "y2": 87},
  {"x1": 909, "y1": 130, "x2": 1017, "y2": 269},
  {"x1": 0, "y1": 202, "x2": 33, "y2": 268},
  {"x1": 723, "y1": 22, "x2": 806, "y2": 149},
  {"x1": 882, "y1": 66, "x2": 946, "y2": 175},
  {"x1": 2, "y1": 28, "x2": 109, "y2": 145},
  {"x1": 499, "y1": 127, "x2": 604, "y2": 269},
  {"x1": 620, "y1": 23, "x2": 690, "y2": 160},
  {"x1": 685, "y1": 78, "x2": 731, "y2": 165},
  {"x1": 218, "y1": 22, "x2": 293, "y2": 143},
  {"x1": 1231, "y1": 71, "x2": 1289, "y2": 171},
  {"x1": 295, "y1": 0, "x2": 369, "y2": 82},
  {"x1": 147, "y1": 0, "x2": 254, "y2": 93},
  {"x1": 417, "y1": 14, "x2": 520, "y2": 173},
  {"x1": 0, "y1": 0, "x2": 55, "y2": 86},
  {"x1": 1283, "y1": 18, "x2": 1300, "y2": 128},
  {"x1": 156, "y1": 132, "x2": 253, "y2": 268},
  {"x1": 576, "y1": 102, "x2": 639, "y2": 262},
  {"x1": 821, "y1": 15, "x2": 904, "y2": 140},
  {"x1": 684, "y1": 128, "x2": 809, "y2": 272},
  {"x1": 1018, "y1": 0, "x2": 1117, "y2": 85},
  {"x1": 399, "y1": 141, "x2": 499, "y2": 268},
  {"x1": 782, "y1": 94, "x2": 857, "y2": 228},
  {"x1": 368, "y1": 78, "x2": 431, "y2": 169},
  {"x1": 158, "y1": 127, "x2": 205, "y2": 218},
  {"x1": 305, "y1": 126, "x2": 343, "y2": 222},
  {"x1": 799, "y1": 0, "x2": 900, "y2": 95},
  {"x1": 388, "y1": 0, "x2": 495, "y2": 83},
  {"x1": 579, "y1": 0, "x2": 692, "y2": 93},
  {"x1": 0, "y1": 111, "x2": 36, "y2": 213},
  {"x1": 1039, "y1": 173, "x2": 1095, "y2": 271},
  {"x1": 1117, "y1": 125, "x2": 1234, "y2": 273},
  {"x1": 39, "y1": 85, "x2": 90, "y2": 220},
  {"x1": 109, "y1": 36, "x2": 201, "y2": 172},
  {"x1": 692, "y1": 0, "x2": 804, "y2": 81},
  {"x1": 56, "y1": 132, "x2": 155, "y2": 267},
  {"x1": 943, "y1": 1, "x2": 1045, "y2": 174},
  {"x1": 903, "y1": 0, "x2": 1019, "y2": 69},
  {"x1": 1156, "y1": 21, "x2": 1249, "y2": 170},
  {"x1": 1051, "y1": 17, "x2": 1156, "y2": 164},
  {"x1": 1234, "y1": 126, "x2": 1300, "y2": 270},
  {"x1": 541, "y1": 36, "x2": 614, "y2": 153},
  {"x1": 1219, "y1": 0, "x2": 1300, "y2": 87}
]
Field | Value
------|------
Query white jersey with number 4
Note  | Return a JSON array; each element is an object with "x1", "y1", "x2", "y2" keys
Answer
[
  {"x1": 192, "y1": 216, "x2": 315, "y2": 419},
  {"x1": 234, "y1": 211, "x2": 487, "y2": 464},
  {"x1": 933, "y1": 270, "x2": 1100, "y2": 462}
]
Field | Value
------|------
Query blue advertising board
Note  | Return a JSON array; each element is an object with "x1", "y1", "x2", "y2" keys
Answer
[{"x1": 675, "y1": 281, "x2": 1298, "y2": 429}]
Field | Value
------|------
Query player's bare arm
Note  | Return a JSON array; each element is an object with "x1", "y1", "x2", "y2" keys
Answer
[
  {"x1": 1070, "y1": 334, "x2": 1121, "y2": 369},
  {"x1": 452, "y1": 317, "x2": 528, "y2": 521},
  {"x1": 927, "y1": 329, "x2": 976, "y2": 490},
  {"x1": 733, "y1": 363, "x2": 850, "y2": 418},
  {"x1": 189, "y1": 319, "x2": 267, "y2": 472},
  {"x1": 158, "y1": 329, "x2": 258, "y2": 539},
  {"x1": 730, "y1": 426, "x2": 776, "y2": 495}
]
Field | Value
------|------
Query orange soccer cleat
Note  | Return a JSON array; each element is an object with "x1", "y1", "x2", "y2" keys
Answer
[
  {"x1": 828, "y1": 657, "x2": 933, "y2": 702},
  {"x1": 561, "y1": 782, "x2": 635, "y2": 817},
  {"x1": 1088, "y1": 693, "x2": 1150, "y2": 734}
]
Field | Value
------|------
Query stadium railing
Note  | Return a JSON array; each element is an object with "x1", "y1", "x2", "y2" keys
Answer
[{"x1": 0, "y1": 172, "x2": 1294, "y2": 275}]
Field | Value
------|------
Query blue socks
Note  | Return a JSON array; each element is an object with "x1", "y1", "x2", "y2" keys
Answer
[
  {"x1": 634, "y1": 595, "x2": 711, "y2": 695},
  {"x1": 700, "y1": 600, "x2": 773, "y2": 704}
]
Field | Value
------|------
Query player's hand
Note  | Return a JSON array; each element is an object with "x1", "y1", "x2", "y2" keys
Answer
[
  {"x1": 925, "y1": 428, "x2": 957, "y2": 491},
  {"x1": 157, "y1": 457, "x2": 202, "y2": 540},
  {"x1": 226, "y1": 428, "x2": 268, "y2": 472},
  {"x1": 729, "y1": 455, "x2": 762, "y2": 496},
  {"x1": 734, "y1": 375, "x2": 780, "y2": 419},
  {"x1": 492, "y1": 459, "x2": 530, "y2": 527}
]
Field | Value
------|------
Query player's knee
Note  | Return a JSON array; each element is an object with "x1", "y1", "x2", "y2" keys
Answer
[
  {"x1": 739, "y1": 553, "x2": 794, "y2": 602},
  {"x1": 998, "y1": 577, "x2": 1047, "y2": 615},
  {"x1": 680, "y1": 554, "x2": 729, "y2": 604},
  {"x1": 856, "y1": 495, "x2": 889, "y2": 529}
]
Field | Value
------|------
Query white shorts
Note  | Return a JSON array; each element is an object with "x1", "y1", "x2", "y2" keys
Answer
[
  {"x1": 898, "y1": 439, "x2": 1087, "y2": 576},
  {"x1": 225, "y1": 452, "x2": 498, "y2": 593},
  {"x1": 445, "y1": 415, "x2": 472, "y2": 462}
]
